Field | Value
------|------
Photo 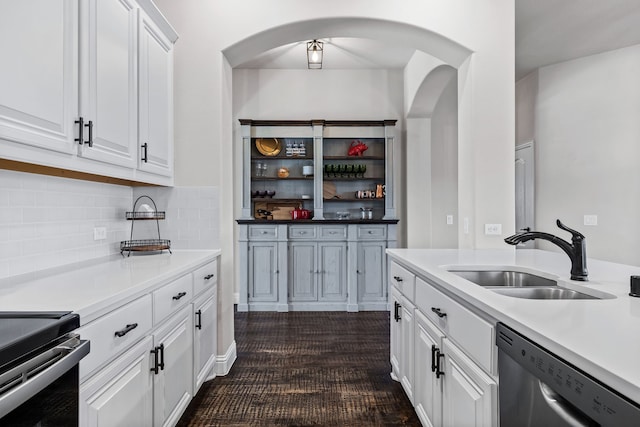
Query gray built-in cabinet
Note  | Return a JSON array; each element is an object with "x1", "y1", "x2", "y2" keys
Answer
[{"x1": 237, "y1": 119, "x2": 398, "y2": 312}]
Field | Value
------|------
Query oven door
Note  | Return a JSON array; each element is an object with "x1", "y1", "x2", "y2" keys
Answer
[{"x1": 0, "y1": 334, "x2": 89, "y2": 426}]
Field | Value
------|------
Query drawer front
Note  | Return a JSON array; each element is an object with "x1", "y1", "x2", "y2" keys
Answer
[
  {"x1": 153, "y1": 274, "x2": 194, "y2": 324},
  {"x1": 78, "y1": 294, "x2": 153, "y2": 381},
  {"x1": 358, "y1": 225, "x2": 387, "y2": 240},
  {"x1": 193, "y1": 259, "x2": 218, "y2": 296},
  {"x1": 415, "y1": 276, "x2": 494, "y2": 374},
  {"x1": 389, "y1": 260, "x2": 416, "y2": 302},
  {"x1": 249, "y1": 225, "x2": 277, "y2": 240},
  {"x1": 288, "y1": 225, "x2": 317, "y2": 239},
  {"x1": 318, "y1": 226, "x2": 347, "y2": 240}
]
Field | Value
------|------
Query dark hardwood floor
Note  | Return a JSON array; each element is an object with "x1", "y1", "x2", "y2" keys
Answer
[{"x1": 177, "y1": 311, "x2": 420, "y2": 426}]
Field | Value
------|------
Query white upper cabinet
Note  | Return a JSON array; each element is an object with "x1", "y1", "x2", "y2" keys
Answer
[
  {"x1": 0, "y1": 0, "x2": 176, "y2": 185},
  {"x1": 77, "y1": 0, "x2": 138, "y2": 168},
  {"x1": 0, "y1": 0, "x2": 78, "y2": 155},
  {"x1": 137, "y1": 10, "x2": 173, "y2": 177}
]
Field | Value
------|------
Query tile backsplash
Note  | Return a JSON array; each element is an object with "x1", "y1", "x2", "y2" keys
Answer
[{"x1": 0, "y1": 169, "x2": 219, "y2": 279}]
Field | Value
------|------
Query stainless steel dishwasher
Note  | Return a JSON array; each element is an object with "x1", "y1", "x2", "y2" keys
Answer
[{"x1": 497, "y1": 323, "x2": 640, "y2": 426}]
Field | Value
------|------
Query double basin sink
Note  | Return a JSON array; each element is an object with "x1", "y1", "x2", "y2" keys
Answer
[{"x1": 448, "y1": 269, "x2": 613, "y2": 300}]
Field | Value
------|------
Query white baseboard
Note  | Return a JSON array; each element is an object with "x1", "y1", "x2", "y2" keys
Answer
[{"x1": 213, "y1": 340, "x2": 237, "y2": 376}]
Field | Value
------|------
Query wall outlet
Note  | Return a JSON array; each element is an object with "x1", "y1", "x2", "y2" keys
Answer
[
  {"x1": 446, "y1": 215, "x2": 453, "y2": 225},
  {"x1": 93, "y1": 227, "x2": 107, "y2": 240},
  {"x1": 484, "y1": 223, "x2": 502, "y2": 235},
  {"x1": 584, "y1": 215, "x2": 598, "y2": 226}
]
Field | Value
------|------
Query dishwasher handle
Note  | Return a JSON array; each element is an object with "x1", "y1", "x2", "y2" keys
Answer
[{"x1": 0, "y1": 335, "x2": 90, "y2": 419}]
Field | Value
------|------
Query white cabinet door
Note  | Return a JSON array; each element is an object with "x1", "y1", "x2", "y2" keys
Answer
[
  {"x1": 248, "y1": 242, "x2": 278, "y2": 302},
  {"x1": 80, "y1": 336, "x2": 153, "y2": 427},
  {"x1": 193, "y1": 286, "x2": 217, "y2": 393},
  {"x1": 288, "y1": 242, "x2": 317, "y2": 301},
  {"x1": 390, "y1": 287, "x2": 402, "y2": 381},
  {"x1": 414, "y1": 311, "x2": 445, "y2": 427},
  {"x1": 399, "y1": 294, "x2": 415, "y2": 404},
  {"x1": 137, "y1": 9, "x2": 173, "y2": 177},
  {"x1": 442, "y1": 338, "x2": 497, "y2": 427},
  {"x1": 357, "y1": 241, "x2": 387, "y2": 302},
  {"x1": 78, "y1": 0, "x2": 137, "y2": 167},
  {"x1": 153, "y1": 305, "x2": 194, "y2": 427},
  {"x1": 0, "y1": 0, "x2": 78, "y2": 155},
  {"x1": 318, "y1": 242, "x2": 347, "y2": 302}
]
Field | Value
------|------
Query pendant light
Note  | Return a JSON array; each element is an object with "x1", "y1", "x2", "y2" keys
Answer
[{"x1": 307, "y1": 40, "x2": 323, "y2": 69}]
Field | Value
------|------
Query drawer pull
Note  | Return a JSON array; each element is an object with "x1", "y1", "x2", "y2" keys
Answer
[
  {"x1": 368, "y1": 230, "x2": 374, "y2": 234},
  {"x1": 195, "y1": 309, "x2": 202, "y2": 330},
  {"x1": 393, "y1": 275, "x2": 403, "y2": 282},
  {"x1": 114, "y1": 323, "x2": 138, "y2": 338},
  {"x1": 431, "y1": 307, "x2": 447, "y2": 318},
  {"x1": 204, "y1": 274, "x2": 214, "y2": 280},
  {"x1": 300, "y1": 231, "x2": 307, "y2": 234},
  {"x1": 172, "y1": 291, "x2": 187, "y2": 300},
  {"x1": 261, "y1": 231, "x2": 268, "y2": 234}
]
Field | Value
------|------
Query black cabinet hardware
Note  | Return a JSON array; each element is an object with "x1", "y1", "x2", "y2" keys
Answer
[
  {"x1": 394, "y1": 301, "x2": 402, "y2": 322},
  {"x1": 431, "y1": 307, "x2": 447, "y2": 318},
  {"x1": 393, "y1": 275, "x2": 403, "y2": 282},
  {"x1": 84, "y1": 120, "x2": 93, "y2": 147},
  {"x1": 151, "y1": 345, "x2": 160, "y2": 374},
  {"x1": 75, "y1": 117, "x2": 84, "y2": 145},
  {"x1": 431, "y1": 345, "x2": 438, "y2": 372},
  {"x1": 204, "y1": 274, "x2": 214, "y2": 280},
  {"x1": 195, "y1": 309, "x2": 202, "y2": 330},
  {"x1": 141, "y1": 143, "x2": 148, "y2": 162},
  {"x1": 114, "y1": 323, "x2": 138, "y2": 338},
  {"x1": 172, "y1": 291, "x2": 187, "y2": 300},
  {"x1": 158, "y1": 343, "x2": 165, "y2": 371},
  {"x1": 435, "y1": 349, "x2": 445, "y2": 378}
]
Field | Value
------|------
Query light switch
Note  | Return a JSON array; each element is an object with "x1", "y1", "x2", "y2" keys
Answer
[
  {"x1": 584, "y1": 215, "x2": 597, "y2": 226},
  {"x1": 485, "y1": 224, "x2": 502, "y2": 235},
  {"x1": 446, "y1": 215, "x2": 453, "y2": 225},
  {"x1": 94, "y1": 227, "x2": 107, "y2": 240}
]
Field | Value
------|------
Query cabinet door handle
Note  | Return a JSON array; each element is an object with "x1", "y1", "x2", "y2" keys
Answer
[
  {"x1": 204, "y1": 274, "x2": 214, "y2": 280},
  {"x1": 435, "y1": 349, "x2": 445, "y2": 378},
  {"x1": 431, "y1": 307, "x2": 447, "y2": 318},
  {"x1": 431, "y1": 345, "x2": 438, "y2": 372},
  {"x1": 159, "y1": 343, "x2": 165, "y2": 371},
  {"x1": 84, "y1": 120, "x2": 93, "y2": 147},
  {"x1": 172, "y1": 291, "x2": 187, "y2": 300},
  {"x1": 151, "y1": 345, "x2": 160, "y2": 374},
  {"x1": 393, "y1": 275, "x2": 403, "y2": 282},
  {"x1": 114, "y1": 323, "x2": 138, "y2": 338},
  {"x1": 195, "y1": 309, "x2": 202, "y2": 330},
  {"x1": 356, "y1": 270, "x2": 361, "y2": 274},
  {"x1": 74, "y1": 117, "x2": 84, "y2": 145},
  {"x1": 394, "y1": 301, "x2": 401, "y2": 322},
  {"x1": 141, "y1": 142, "x2": 148, "y2": 163}
]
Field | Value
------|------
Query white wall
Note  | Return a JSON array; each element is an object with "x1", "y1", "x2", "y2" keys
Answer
[
  {"x1": 524, "y1": 44, "x2": 640, "y2": 265},
  {"x1": 430, "y1": 77, "x2": 458, "y2": 247},
  {"x1": 0, "y1": 170, "x2": 130, "y2": 279}
]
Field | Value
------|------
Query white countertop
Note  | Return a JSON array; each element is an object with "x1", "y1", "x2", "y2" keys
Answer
[
  {"x1": 0, "y1": 250, "x2": 221, "y2": 325},
  {"x1": 386, "y1": 248, "x2": 640, "y2": 406}
]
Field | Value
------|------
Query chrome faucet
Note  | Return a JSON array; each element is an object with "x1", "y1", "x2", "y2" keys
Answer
[{"x1": 504, "y1": 219, "x2": 588, "y2": 281}]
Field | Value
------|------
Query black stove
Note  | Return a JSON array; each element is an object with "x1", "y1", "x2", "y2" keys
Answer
[{"x1": 0, "y1": 311, "x2": 89, "y2": 425}]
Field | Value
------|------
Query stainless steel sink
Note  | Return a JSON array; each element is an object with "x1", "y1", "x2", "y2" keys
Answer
[
  {"x1": 449, "y1": 270, "x2": 557, "y2": 287},
  {"x1": 491, "y1": 287, "x2": 597, "y2": 300},
  {"x1": 448, "y1": 269, "x2": 608, "y2": 300}
]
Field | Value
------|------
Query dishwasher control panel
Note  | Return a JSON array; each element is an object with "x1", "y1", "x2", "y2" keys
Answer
[{"x1": 497, "y1": 323, "x2": 640, "y2": 426}]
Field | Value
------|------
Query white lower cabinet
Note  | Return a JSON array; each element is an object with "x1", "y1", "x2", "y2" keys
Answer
[
  {"x1": 193, "y1": 286, "x2": 218, "y2": 393},
  {"x1": 289, "y1": 241, "x2": 347, "y2": 303},
  {"x1": 356, "y1": 241, "x2": 387, "y2": 304},
  {"x1": 441, "y1": 339, "x2": 497, "y2": 427},
  {"x1": 390, "y1": 287, "x2": 415, "y2": 404},
  {"x1": 79, "y1": 256, "x2": 219, "y2": 427},
  {"x1": 390, "y1": 259, "x2": 498, "y2": 427},
  {"x1": 152, "y1": 305, "x2": 194, "y2": 427},
  {"x1": 80, "y1": 336, "x2": 153, "y2": 427}
]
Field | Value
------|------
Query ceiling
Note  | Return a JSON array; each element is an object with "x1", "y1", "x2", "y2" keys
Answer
[{"x1": 237, "y1": 0, "x2": 640, "y2": 80}]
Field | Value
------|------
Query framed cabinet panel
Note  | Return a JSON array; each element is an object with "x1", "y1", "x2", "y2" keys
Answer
[
  {"x1": 357, "y1": 241, "x2": 387, "y2": 302},
  {"x1": 318, "y1": 241, "x2": 347, "y2": 302},
  {"x1": 0, "y1": 0, "x2": 78, "y2": 155},
  {"x1": 248, "y1": 242, "x2": 278, "y2": 302},
  {"x1": 193, "y1": 286, "x2": 217, "y2": 393},
  {"x1": 288, "y1": 242, "x2": 317, "y2": 302}
]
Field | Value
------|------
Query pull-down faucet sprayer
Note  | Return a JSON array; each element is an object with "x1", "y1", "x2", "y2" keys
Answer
[{"x1": 504, "y1": 219, "x2": 588, "y2": 281}]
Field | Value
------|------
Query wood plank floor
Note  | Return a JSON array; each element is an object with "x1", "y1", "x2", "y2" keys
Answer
[{"x1": 177, "y1": 311, "x2": 421, "y2": 426}]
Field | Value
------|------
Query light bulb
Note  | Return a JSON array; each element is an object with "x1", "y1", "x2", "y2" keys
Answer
[{"x1": 311, "y1": 49, "x2": 319, "y2": 62}]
